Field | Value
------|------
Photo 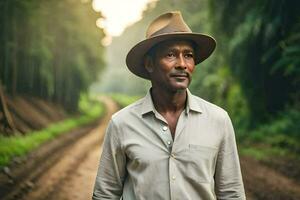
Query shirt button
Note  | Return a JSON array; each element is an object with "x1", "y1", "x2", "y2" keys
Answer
[
  {"x1": 172, "y1": 175, "x2": 176, "y2": 180},
  {"x1": 171, "y1": 153, "x2": 175, "y2": 158},
  {"x1": 162, "y1": 126, "x2": 168, "y2": 131},
  {"x1": 167, "y1": 141, "x2": 172, "y2": 145}
]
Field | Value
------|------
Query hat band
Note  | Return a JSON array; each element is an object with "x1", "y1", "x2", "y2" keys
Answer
[{"x1": 149, "y1": 26, "x2": 192, "y2": 38}]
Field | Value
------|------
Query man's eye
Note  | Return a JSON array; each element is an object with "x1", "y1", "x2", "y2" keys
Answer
[
  {"x1": 185, "y1": 53, "x2": 194, "y2": 58},
  {"x1": 166, "y1": 53, "x2": 175, "y2": 57}
]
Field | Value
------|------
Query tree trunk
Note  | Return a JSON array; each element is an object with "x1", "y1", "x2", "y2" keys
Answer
[
  {"x1": 0, "y1": 81, "x2": 17, "y2": 135},
  {"x1": 11, "y1": 4, "x2": 18, "y2": 97}
]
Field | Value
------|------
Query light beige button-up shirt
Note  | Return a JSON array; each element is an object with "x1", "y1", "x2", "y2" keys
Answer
[{"x1": 93, "y1": 90, "x2": 246, "y2": 200}]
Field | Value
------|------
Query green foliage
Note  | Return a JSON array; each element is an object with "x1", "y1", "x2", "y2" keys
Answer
[
  {"x1": 0, "y1": 0, "x2": 106, "y2": 111},
  {"x1": 209, "y1": 0, "x2": 300, "y2": 124},
  {"x1": 239, "y1": 108, "x2": 300, "y2": 160},
  {"x1": 237, "y1": 107, "x2": 300, "y2": 163},
  {"x1": 226, "y1": 82, "x2": 251, "y2": 130},
  {"x1": 0, "y1": 95, "x2": 105, "y2": 167},
  {"x1": 239, "y1": 147, "x2": 268, "y2": 160},
  {"x1": 240, "y1": 146, "x2": 288, "y2": 161},
  {"x1": 244, "y1": 108, "x2": 300, "y2": 150},
  {"x1": 109, "y1": 93, "x2": 142, "y2": 108}
]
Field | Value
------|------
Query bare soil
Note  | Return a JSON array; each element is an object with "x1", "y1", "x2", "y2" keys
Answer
[
  {"x1": 21, "y1": 96, "x2": 117, "y2": 200},
  {"x1": 241, "y1": 156, "x2": 300, "y2": 200}
]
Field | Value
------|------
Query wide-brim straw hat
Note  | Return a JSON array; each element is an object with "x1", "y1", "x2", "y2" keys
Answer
[{"x1": 126, "y1": 11, "x2": 216, "y2": 80}]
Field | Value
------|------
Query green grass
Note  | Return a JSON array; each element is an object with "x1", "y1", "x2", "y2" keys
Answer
[
  {"x1": 239, "y1": 133, "x2": 299, "y2": 163},
  {"x1": 0, "y1": 94, "x2": 105, "y2": 167},
  {"x1": 239, "y1": 145, "x2": 289, "y2": 160},
  {"x1": 109, "y1": 93, "x2": 142, "y2": 108}
]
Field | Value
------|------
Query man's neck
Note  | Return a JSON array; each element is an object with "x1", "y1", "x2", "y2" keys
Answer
[{"x1": 150, "y1": 87, "x2": 187, "y2": 114}]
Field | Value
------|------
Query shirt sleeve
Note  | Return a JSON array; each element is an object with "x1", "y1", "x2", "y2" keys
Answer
[
  {"x1": 93, "y1": 119, "x2": 127, "y2": 200},
  {"x1": 214, "y1": 112, "x2": 246, "y2": 200}
]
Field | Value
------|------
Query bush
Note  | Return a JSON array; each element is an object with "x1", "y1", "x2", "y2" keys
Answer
[{"x1": 241, "y1": 107, "x2": 300, "y2": 155}]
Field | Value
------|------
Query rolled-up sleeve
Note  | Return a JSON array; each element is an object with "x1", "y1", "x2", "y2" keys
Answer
[
  {"x1": 93, "y1": 119, "x2": 126, "y2": 200},
  {"x1": 214, "y1": 113, "x2": 246, "y2": 199}
]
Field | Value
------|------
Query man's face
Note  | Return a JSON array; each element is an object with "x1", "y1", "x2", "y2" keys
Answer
[{"x1": 147, "y1": 40, "x2": 196, "y2": 92}]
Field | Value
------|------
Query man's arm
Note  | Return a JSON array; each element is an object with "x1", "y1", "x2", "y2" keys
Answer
[
  {"x1": 214, "y1": 113, "x2": 246, "y2": 200},
  {"x1": 93, "y1": 119, "x2": 126, "y2": 200}
]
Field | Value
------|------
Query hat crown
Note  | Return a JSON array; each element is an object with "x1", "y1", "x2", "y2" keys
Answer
[{"x1": 146, "y1": 11, "x2": 192, "y2": 38}]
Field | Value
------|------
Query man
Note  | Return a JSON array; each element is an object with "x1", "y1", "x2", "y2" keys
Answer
[{"x1": 93, "y1": 11, "x2": 246, "y2": 200}]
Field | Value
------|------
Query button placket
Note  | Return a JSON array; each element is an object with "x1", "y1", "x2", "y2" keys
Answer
[
  {"x1": 159, "y1": 124, "x2": 173, "y2": 149},
  {"x1": 169, "y1": 154, "x2": 177, "y2": 200}
]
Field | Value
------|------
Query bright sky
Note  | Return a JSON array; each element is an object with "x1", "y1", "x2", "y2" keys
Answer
[{"x1": 92, "y1": 0, "x2": 157, "y2": 46}]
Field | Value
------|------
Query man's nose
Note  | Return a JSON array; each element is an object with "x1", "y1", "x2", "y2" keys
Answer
[{"x1": 175, "y1": 54, "x2": 187, "y2": 69}]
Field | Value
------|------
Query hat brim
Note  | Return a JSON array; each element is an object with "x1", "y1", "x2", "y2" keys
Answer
[{"x1": 126, "y1": 32, "x2": 216, "y2": 80}]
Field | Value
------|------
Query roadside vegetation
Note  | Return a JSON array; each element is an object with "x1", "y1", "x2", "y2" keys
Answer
[
  {"x1": 0, "y1": 95, "x2": 105, "y2": 167},
  {"x1": 109, "y1": 93, "x2": 142, "y2": 108},
  {"x1": 238, "y1": 108, "x2": 300, "y2": 180}
]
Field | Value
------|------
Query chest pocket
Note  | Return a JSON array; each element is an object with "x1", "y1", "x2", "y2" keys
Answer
[{"x1": 185, "y1": 144, "x2": 218, "y2": 183}]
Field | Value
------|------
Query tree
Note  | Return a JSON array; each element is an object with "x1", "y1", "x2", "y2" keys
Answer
[{"x1": 0, "y1": 0, "x2": 106, "y2": 111}]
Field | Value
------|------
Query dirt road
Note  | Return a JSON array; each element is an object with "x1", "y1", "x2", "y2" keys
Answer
[{"x1": 19, "y1": 96, "x2": 118, "y2": 200}]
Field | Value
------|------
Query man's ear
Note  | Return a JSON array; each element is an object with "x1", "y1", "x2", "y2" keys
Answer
[{"x1": 144, "y1": 56, "x2": 154, "y2": 73}]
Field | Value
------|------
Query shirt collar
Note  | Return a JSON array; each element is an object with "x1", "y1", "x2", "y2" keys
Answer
[
  {"x1": 186, "y1": 89, "x2": 203, "y2": 114},
  {"x1": 141, "y1": 88, "x2": 203, "y2": 116},
  {"x1": 141, "y1": 90, "x2": 155, "y2": 115}
]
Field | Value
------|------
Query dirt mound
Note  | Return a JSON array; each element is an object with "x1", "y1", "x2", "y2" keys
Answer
[{"x1": 0, "y1": 93, "x2": 66, "y2": 135}]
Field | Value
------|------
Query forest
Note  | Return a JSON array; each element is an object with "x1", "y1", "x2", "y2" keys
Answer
[{"x1": 0, "y1": 0, "x2": 105, "y2": 112}]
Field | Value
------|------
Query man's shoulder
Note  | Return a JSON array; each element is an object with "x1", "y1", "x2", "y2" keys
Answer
[{"x1": 111, "y1": 97, "x2": 145, "y2": 123}]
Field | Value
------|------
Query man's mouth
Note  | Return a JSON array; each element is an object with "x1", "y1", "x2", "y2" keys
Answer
[{"x1": 170, "y1": 73, "x2": 189, "y2": 78}]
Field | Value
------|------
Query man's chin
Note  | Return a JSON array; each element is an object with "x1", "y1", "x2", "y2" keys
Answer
[{"x1": 170, "y1": 83, "x2": 189, "y2": 91}]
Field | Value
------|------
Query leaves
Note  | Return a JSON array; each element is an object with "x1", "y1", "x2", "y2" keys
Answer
[{"x1": 0, "y1": 0, "x2": 106, "y2": 111}]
